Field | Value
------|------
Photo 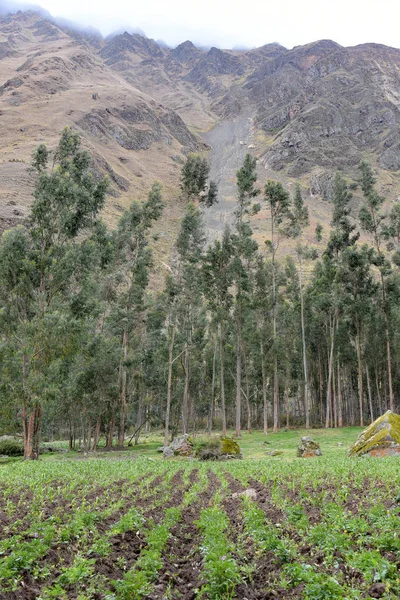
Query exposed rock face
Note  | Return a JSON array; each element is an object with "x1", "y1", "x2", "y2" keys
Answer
[
  {"x1": 348, "y1": 410, "x2": 400, "y2": 457},
  {"x1": 2, "y1": 8, "x2": 400, "y2": 253},
  {"x1": 297, "y1": 436, "x2": 322, "y2": 457},
  {"x1": 0, "y1": 10, "x2": 204, "y2": 241}
]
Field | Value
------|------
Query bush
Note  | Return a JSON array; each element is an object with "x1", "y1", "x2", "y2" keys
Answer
[
  {"x1": 194, "y1": 437, "x2": 221, "y2": 461},
  {"x1": 0, "y1": 439, "x2": 24, "y2": 456},
  {"x1": 194, "y1": 437, "x2": 242, "y2": 461}
]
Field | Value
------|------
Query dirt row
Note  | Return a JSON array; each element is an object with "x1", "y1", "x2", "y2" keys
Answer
[{"x1": 0, "y1": 470, "x2": 186, "y2": 600}]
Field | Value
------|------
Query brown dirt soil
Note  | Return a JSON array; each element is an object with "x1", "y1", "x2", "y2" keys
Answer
[{"x1": 146, "y1": 470, "x2": 215, "y2": 600}]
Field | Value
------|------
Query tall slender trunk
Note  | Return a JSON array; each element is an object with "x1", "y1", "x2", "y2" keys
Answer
[
  {"x1": 385, "y1": 326, "x2": 394, "y2": 411},
  {"x1": 337, "y1": 363, "x2": 343, "y2": 427},
  {"x1": 380, "y1": 271, "x2": 394, "y2": 411},
  {"x1": 235, "y1": 291, "x2": 242, "y2": 437},
  {"x1": 325, "y1": 315, "x2": 335, "y2": 429},
  {"x1": 245, "y1": 354, "x2": 251, "y2": 433},
  {"x1": 25, "y1": 410, "x2": 35, "y2": 459},
  {"x1": 182, "y1": 343, "x2": 189, "y2": 434},
  {"x1": 85, "y1": 417, "x2": 92, "y2": 454},
  {"x1": 260, "y1": 338, "x2": 268, "y2": 434},
  {"x1": 22, "y1": 353, "x2": 30, "y2": 458},
  {"x1": 356, "y1": 318, "x2": 364, "y2": 427},
  {"x1": 164, "y1": 318, "x2": 176, "y2": 448},
  {"x1": 271, "y1": 225, "x2": 279, "y2": 433},
  {"x1": 218, "y1": 322, "x2": 227, "y2": 437},
  {"x1": 92, "y1": 416, "x2": 101, "y2": 450},
  {"x1": 108, "y1": 358, "x2": 123, "y2": 448},
  {"x1": 32, "y1": 404, "x2": 41, "y2": 460},
  {"x1": 332, "y1": 362, "x2": 338, "y2": 428},
  {"x1": 208, "y1": 341, "x2": 217, "y2": 435},
  {"x1": 366, "y1": 364, "x2": 374, "y2": 423},
  {"x1": 273, "y1": 358, "x2": 279, "y2": 432},
  {"x1": 375, "y1": 366, "x2": 382, "y2": 416},
  {"x1": 285, "y1": 385, "x2": 290, "y2": 429},
  {"x1": 318, "y1": 354, "x2": 323, "y2": 427},
  {"x1": 118, "y1": 327, "x2": 128, "y2": 447},
  {"x1": 299, "y1": 254, "x2": 310, "y2": 429}
]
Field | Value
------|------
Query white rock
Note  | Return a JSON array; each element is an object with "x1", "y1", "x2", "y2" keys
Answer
[{"x1": 232, "y1": 488, "x2": 257, "y2": 500}]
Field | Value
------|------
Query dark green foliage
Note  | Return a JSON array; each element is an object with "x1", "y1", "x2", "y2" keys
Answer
[
  {"x1": 0, "y1": 439, "x2": 24, "y2": 456},
  {"x1": 180, "y1": 154, "x2": 210, "y2": 201}
]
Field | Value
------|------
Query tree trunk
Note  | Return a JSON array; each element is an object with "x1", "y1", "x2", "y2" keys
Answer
[
  {"x1": 337, "y1": 363, "x2": 343, "y2": 427},
  {"x1": 218, "y1": 322, "x2": 227, "y2": 437},
  {"x1": 245, "y1": 355, "x2": 252, "y2": 434},
  {"x1": 118, "y1": 327, "x2": 128, "y2": 447},
  {"x1": 375, "y1": 366, "x2": 383, "y2": 416},
  {"x1": 356, "y1": 318, "x2": 364, "y2": 427},
  {"x1": 380, "y1": 272, "x2": 394, "y2": 411},
  {"x1": 385, "y1": 326, "x2": 394, "y2": 411},
  {"x1": 325, "y1": 316, "x2": 335, "y2": 429},
  {"x1": 182, "y1": 343, "x2": 189, "y2": 435},
  {"x1": 285, "y1": 385, "x2": 290, "y2": 429},
  {"x1": 260, "y1": 339, "x2": 268, "y2": 434},
  {"x1": 299, "y1": 254, "x2": 310, "y2": 429},
  {"x1": 32, "y1": 404, "x2": 41, "y2": 460},
  {"x1": 235, "y1": 292, "x2": 242, "y2": 437},
  {"x1": 25, "y1": 407, "x2": 36, "y2": 460},
  {"x1": 92, "y1": 416, "x2": 101, "y2": 450},
  {"x1": 86, "y1": 417, "x2": 92, "y2": 454},
  {"x1": 164, "y1": 319, "x2": 176, "y2": 448},
  {"x1": 208, "y1": 341, "x2": 217, "y2": 435},
  {"x1": 332, "y1": 363, "x2": 338, "y2": 428},
  {"x1": 366, "y1": 364, "x2": 374, "y2": 423}
]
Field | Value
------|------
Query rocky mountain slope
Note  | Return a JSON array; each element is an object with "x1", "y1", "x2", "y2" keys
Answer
[{"x1": 1, "y1": 8, "x2": 400, "y2": 256}]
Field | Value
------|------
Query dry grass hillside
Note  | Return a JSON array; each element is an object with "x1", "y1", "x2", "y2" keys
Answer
[
  {"x1": 0, "y1": 11, "x2": 205, "y2": 280},
  {"x1": 1, "y1": 9, "x2": 400, "y2": 274}
]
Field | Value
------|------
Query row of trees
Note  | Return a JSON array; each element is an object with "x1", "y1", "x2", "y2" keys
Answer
[{"x1": 1, "y1": 129, "x2": 400, "y2": 458}]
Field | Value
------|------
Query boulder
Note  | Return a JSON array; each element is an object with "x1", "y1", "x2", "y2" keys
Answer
[
  {"x1": 195, "y1": 437, "x2": 242, "y2": 461},
  {"x1": 162, "y1": 434, "x2": 193, "y2": 458},
  {"x1": 348, "y1": 410, "x2": 400, "y2": 457},
  {"x1": 297, "y1": 436, "x2": 322, "y2": 458},
  {"x1": 268, "y1": 450, "x2": 283, "y2": 456}
]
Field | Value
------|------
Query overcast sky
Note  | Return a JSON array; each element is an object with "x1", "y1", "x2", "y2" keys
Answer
[{"x1": 4, "y1": 0, "x2": 400, "y2": 49}]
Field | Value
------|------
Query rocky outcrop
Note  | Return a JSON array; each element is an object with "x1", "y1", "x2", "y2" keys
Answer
[
  {"x1": 161, "y1": 434, "x2": 193, "y2": 458},
  {"x1": 195, "y1": 437, "x2": 242, "y2": 461},
  {"x1": 297, "y1": 436, "x2": 322, "y2": 457},
  {"x1": 348, "y1": 411, "x2": 400, "y2": 457},
  {"x1": 100, "y1": 31, "x2": 164, "y2": 65}
]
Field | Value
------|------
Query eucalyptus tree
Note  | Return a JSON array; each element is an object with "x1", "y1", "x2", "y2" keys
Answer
[
  {"x1": 180, "y1": 154, "x2": 218, "y2": 206},
  {"x1": 0, "y1": 128, "x2": 107, "y2": 458},
  {"x1": 232, "y1": 154, "x2": 259, "y2": 436},
  {"x1": 175, "y1": 202, "x2": 206, "y2": 434},
  {"x1": 263, "y1": 180, "x2": 292, "y2": 432},
  {"x1": 340, "y1": 245, "x2": 376, "y2": 425},
  {"x1": 319, "y1": 173, "x2": 360, "y2": 427},
  {"x1": 252, "y1": 255, "x2": 273, "y2": 433},
  {"x1": 290, "y1": 184, "x2": 313, "y2": 428},
  {"x1": 202, "y1": 227, "x2": 234, "y2": 436},
  {"x1": 358, "y1": 161, "x2": 394, "y2": 410},
  {"x1": 113, "y1": 183, "x2": 164, "y2": 447}
]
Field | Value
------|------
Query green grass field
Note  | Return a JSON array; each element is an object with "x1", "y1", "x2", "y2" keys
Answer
[{"x1": 1, "y1": 427, "x2": 399, "y2": 599}]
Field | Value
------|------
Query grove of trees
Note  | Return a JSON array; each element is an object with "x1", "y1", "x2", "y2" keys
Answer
[{"x1": 1, "y1": 129, "x2": 400, "y2": 458}]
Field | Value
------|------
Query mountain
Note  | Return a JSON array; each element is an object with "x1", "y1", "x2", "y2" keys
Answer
[
  {"x1": 1, "y1": 8, "x2": 400, "y2": 254},
  {"x1": 0, "y1": 10, "x2": 204, "y2": 248}
]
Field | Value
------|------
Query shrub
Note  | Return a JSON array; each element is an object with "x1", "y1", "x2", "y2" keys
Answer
[
  {"x1": 194, "y1": 437, "x2": 242, "y2": 461},
  {"x1": 0, "y1": 439, "x2": 24, "y2": 456}
]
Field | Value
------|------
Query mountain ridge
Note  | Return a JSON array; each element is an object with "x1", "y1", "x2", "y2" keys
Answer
[{"x1": 1, "y1": 8, "x2": 400, "y2": 265}]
